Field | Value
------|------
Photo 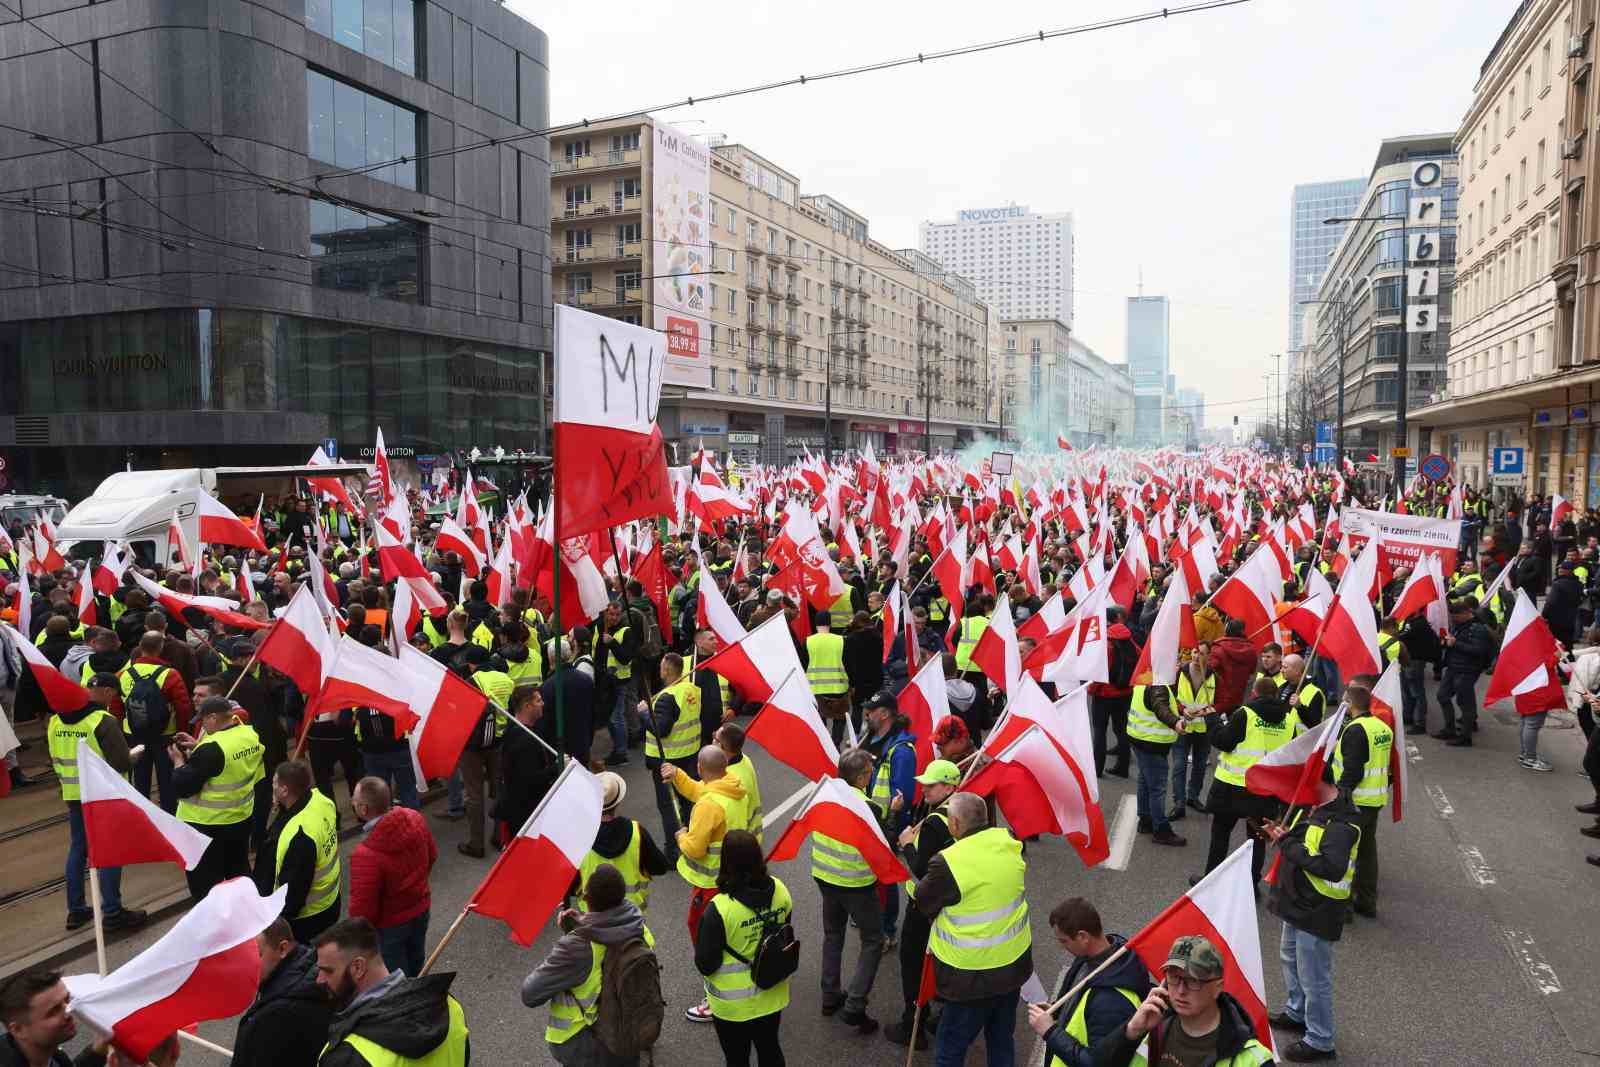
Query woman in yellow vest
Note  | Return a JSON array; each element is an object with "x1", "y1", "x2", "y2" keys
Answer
[
  {"x1": 256, "y1": 758, "x2": 341, "y2": 943},
  {"x1": 694, "y1": 830, "x2": 792, "y2": 1060}
]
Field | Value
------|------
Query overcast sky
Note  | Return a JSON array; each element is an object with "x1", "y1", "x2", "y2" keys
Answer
[{"x1": 520, "y1": 0, "x2": 1519, "y2": 428}]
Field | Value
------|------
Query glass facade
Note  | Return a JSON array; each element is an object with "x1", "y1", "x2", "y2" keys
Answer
[
  {"x1": 310, "y1": 201, "x2": 424, "y2": 303},
  {"x1": 0, "y1": 309, "x2": 547, "y2": 453},
  {"x1": 306, "y1": 69, "x2": 418, "y2": 189},
  {"x1": 1288, "y1": 178, "x2": 1366, "y2": 351},
  {"x1": 306, "y1": 0, "x2": 416, "y2": 75}
]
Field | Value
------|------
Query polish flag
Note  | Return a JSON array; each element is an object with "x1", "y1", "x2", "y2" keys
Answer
[
  {"x1": 1056, "y1": 433, "x2": 1072, "y2": 451},
  {"x1": 237, "y1": 557, "x2": 258, "y2": 604},
  {"x1": 552, "y1": 307, "x2": 673, "y2": 540},
  {"x1": 196, "y1": 489, "x2": 269, "y2": 553},
  {"x1": 1126, "y1": 843, "x2": 1274, "y2": 1055},
  {"x1": 372, "y1": 427, "x2": 398, "y2": 509},
  {"x1": 396, "y1": 644, "x2": 494, "y2": 781},
  {"x1": 696, "y1": 561, "x2": 748, "y2": 647},
  {"x1": 898, "y1": 652, "x2": 951, "y2": 777},
  {"x1": 1276, "y1": 568, "x2": 1333, "y2": 648},
  {"x1": 375, "y1": 523, "x2": 431, "y2": 583},
  {"x1": 1389, "y1": 552, "x2": 1449, "y2": 636},
  {"x1": 75, "y1": 574, "x2": 97, "y2": 628},
  {"x1": 1552, "y1": 493, "x2": 1575, "y2": 529},
  {"x1": 766, "y1": 504, "x2": 847, "y2": 609},
  {"x1": 12, "y1": 551, "x2": 31, "y2": 639},
  {"x1": 767, "y1": 776, "x2": 911, "y2": 884},
  {"x1": 78, "y1": 741, "x2": 211, "y2": 870},
  {"x1": 1042, "y1": 584, "x2": 1110, "y2": 687},
  {"x1": 2, "y1": 623, "x2": 91, "y2": 712},
  {"x1": 31, "y1": 524, "x2": 66, "y2": 574},
  {"x1": 469, "y1": 761, "x2": 602, "y2": 945},
  {"x1": 1017, "y1": 591, "x2": 1069, "y2": 643},
  {"x1": 305, "y1": 551, "x2": 341, "y2": 625},
  {"x1": 881, "y1": 581, "x2": 903, "y2": 665},
  {"x1": 484, "y1": 534, "x2": 514, "y2": 610},
  {"x1": 1484, "y1": 589, "x2": 1568, "y2": 715},
  {"x1": 92, "y1": 542, "x2": 131, "y2": 597},
  {"x1": 166, "y1": 512, "x2": 194, "y2": 571},
  {"x1": 1209, "y1": 544, "x2": 1282, "y2": 651},
  {"x1": 705, "y1": 615, "x2": 839, "y2": 781},
  {"x1": 254, "y1": 585, "x2": 337, "y2": 699},
  {"x1": 1368, "y1": 662, "x2": 1409, "y2": 822},
  {"x1": 1244, "y1": 705, "x2": 1346, "y2": 807},
  {"x1": 435, "y1": 516, "x2": 484, "y2": 577},
  {"x1": 1173, "y1": 535, "x2": 1220, "y2": 599},
  {"x1": 1019, "y1": 534, "x2": 1044, "y2": 598},
  {"x1": 1130, "y1": 575, "x2": 1194, "y2": 687},
  {"x1": 970, "y1": 592, "x2": 1023, "y2": 695},
  {"x1": 128, "y1": 572, "x2": 268, "y2": 632},
  {"x1": 306, "y1": 446, "x2": 359, "y2": 513},
  {"x1": 1317, "y1": 537, "x2": 1382, "y2": 680},
  {"x1": 530, "y1": 508, "x2": 611, "y2": 627},
  {"x1": 64, "y1": 879, "x2": 287, "y2": 1063}
]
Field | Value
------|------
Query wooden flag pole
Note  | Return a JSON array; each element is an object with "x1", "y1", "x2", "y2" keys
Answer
[
  {"x1": 1043, "y1": 944, "x2": 1131, "y2": 1014},
  {"x1": 175, "y1": 1031, "x2": 235, "y2": 1057},
  {"x1": 88, "y1": 870, "x2": 108, "y2": 976},
  {"x1": 416, "y1": 906, "x2": 472, "y2": 978}
]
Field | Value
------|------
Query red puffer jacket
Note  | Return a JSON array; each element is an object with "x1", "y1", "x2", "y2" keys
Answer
[
  {"x1": 1206, "y1": 636, "x2": 1260, "y2": 714},
  {"x1": 348, "y1": 807, "x2": 437, "y2": 929}
]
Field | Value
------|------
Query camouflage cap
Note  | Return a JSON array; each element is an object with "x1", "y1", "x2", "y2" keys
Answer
[{"x1": 1163, "y1": 935, "x2": 1224, "y2": 981}]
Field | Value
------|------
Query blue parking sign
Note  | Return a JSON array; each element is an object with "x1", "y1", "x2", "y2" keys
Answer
[{"x1": 1492, "y1": 447, "x2": 1524, "y2": 475}]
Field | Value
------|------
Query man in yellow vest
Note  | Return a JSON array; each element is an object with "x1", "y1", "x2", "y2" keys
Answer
[
  {"x1": 806, "y1": 610, "x2": 851, "y2": 734},
  {"x1": 1100, "y1": 935, "x2": 1273, "y2": 1067},
  {"x1": 886, "y1": 758, "x2": 960, "y2": 1049},
  {"x1": 1125, "y1": 681, "x2": 1188, "y2": 847},
  {"x1": 597, "y1": 599, "x2": 641, "y2": 767},
  {"x1": 454, "y1": 656, "x2": 511, "y2": 859},
  {"x1": 315, "y1": 917, "x2": 469, "y2": 1067},
  {"x1": 48, "y1": 676, "x2": 147, "y2": 933},
  {"x1": 1196, "y1": 676, "x2": 1300, "y2": 889},
  {"x1": 572, "y1": 771, "x2": 671, "y2": 914},
  {"x1": 1278, "y1": 654, "x2": 1326, "y2": 728},
  {"x1": 1026, "y1": 897, "x2": 1151, "y2": 1067},
  {"x1": 913, "y1": 792, "x2": 1033, "y2": 1066},
  {"x1": 1169, "y1": 654, "x2": 1215, "y2": 820},
  {"x1": 714, "y1": 722, "x2": 762, "y2": 845},
  {"x1": 522, "y1": 863, "x2": 653, "y2": 1063},
  {"x1": 257, "y1": 758, "x2": 342, "y2": 943},
  {"x1": 661, "y1": 744, "x2": 745, "y2": 1024},
  {"x1": 1330, "y1": 683, "x2": 1391, "y2": 920},
  {"x1": 953, "y1": 595, "x2": 994, "y2": 737},
  {"x1": 171, "y1": 695, "x2": 263, "y2": 902},
  {"x1": 813, "y1": 750, "x2": 887, "y2": 1034},
  {"x1": 640, "y1": 653, "x2": 703, "y2": 863}
]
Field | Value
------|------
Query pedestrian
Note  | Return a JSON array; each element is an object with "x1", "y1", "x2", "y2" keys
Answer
[
  {"x1": 1278, "y1": 654, "x2": 1326, "y2": 728},
  {"x1": 1263, "y1": 790, "x2": 1360, "y2": 1063},
  {"x1": 0, "y1": 968, "x2": 126, "y2": 1067},
  {"x1": 641, "y1": 652, "x2": 705, "y2": 860},
  {"x1": 1125, "y1": 679, "x2": 1187, "y2": 846},
  {"x1": 172, "y1": 695, "x2": 263, "y2": 902},
  {"x1": 255, "y1": 758, "x2": 342, "y2": 943},
  {"x1": 1093, "y1": 935, "x2": 1273, "y2": 1066},
  {"x1": 315, "y1": 918, "x2": 469, "y2": 1067},
  {"x1": 1544, "y1": 560, "x2": 1584, "y2": 647},
  {"x1": 807, "y1": 610, "x2": 852, "y2": 743},
  {"x1": 1169, "y1": 652, "x2": 1215, "y2": 819},
  {"x1": 1025, "y1": 897, "x2": 1151, "y2": 1067},
  {"x1": 596, "y1": 599, "x2": 642, "y2": 766},
  {"x1": 1088, "y1": 605, "x2": 1140, "y2": 778},
  {"x1": 574, "y1": 771, "x2": 671, "y2": 913},
  {"x1": 453, "y1": 655, "x2": 510, "y2": 858},
  {"x1": 232, "y1": 916, "x2": 334, "y2": 1067},
  {"x1": 695, "y1": 830, "x2": 793, "y2": 1067},
  {"x1": 860, "y1": 690, "x2": 916, "y2": 942},
  {"x1": 46, "y1": 677, "x2": 146, "y2": 933},
  {"x1": 541, "y1": 636, "x2": 596, "y2": 767},
  {"x1": 348, "y1": 776, "x2": 437, "y2": 976},
  {"x1": 522, "y1": 863, "x2": 653, "y2": 1067},
  {"x1": 913, "y1": 792, "x2": 1033, "y2": 1067},
  {"x1": 1206, "y1": 619, "x2": 1260, "y2": 718},
  {"x1": 121, "y1": 631, "x2": 192, "y2": 813},
  {"x1": 1437, "y1": 598, "x2": 1492, "y2": 746},
  {"x1": 351, "y1": 703, "x2": 418, "y2": 810},
  {"x1": 886, "y1": 758, "x2": 961, "y2": 1049},
  {"x1": 716, "y1": 722, "x2": 763, "y2": 844},
  {"x1": 663, "y1": 744, "x2": 747, "y2": 1022},
  {"x1": 1330, "y1": 683, "x2": 1392, "y2": 920},
  {"x1": 812, "y1": 750, "x2": 887, "y2": 1035},
  {"x1": 1197, "y1": 676, "x2": 1297, "y2": 888},
  {"x1": 497, "y1": 686, "x2": 563, "y2": 840}
]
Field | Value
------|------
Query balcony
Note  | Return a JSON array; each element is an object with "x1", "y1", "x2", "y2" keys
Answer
[
  {"x1": 784, "y1": 324, "x2": 800, "y2": 341},
  {"x1": 744, "y1": 277, "x2": 764, "y2": 296},
  {"x1": 567, "y1": 290, "x2": 602, "y2": 307},
  {"x1": 745, "y1": 354, "x2": 763, "y2": 371},
  {"x1": 785, "y1": 359, "x2": 801, "y2": 377},
  {"x1": 766, "y1": 359, "x2": 781, "y2": 375},
  {"x1": 830, "y1": 275, "x2": 844, "y2": 289},
  {"x1": 746, "y1": 314, "x2": 765, "y2": 332},
  {"x1": 830, "y1": 307, "x2": 844, "y2": 321},
  {"x1": 552, "y1": 147, "x2": 642, "y2": 174},
  {"x1": 783, "y1": 254, "x2": 802, "y2": 271},
  {"x1": 784, "y1": 289, "x2": 800, "y2": 307},
  {"x1": 623, "y1": 286, "x2": 643, "y2": 303},
  {"x1": 611, "y1": 195, "x2": 642, "y2": 215},
  {"x1": 619, "y1": 241, "x2": 643, "y2": 259},
  {"x1": 766, "y1": 281, "x2": 784, "y2": 299},
  {"x1": 563, "y1": 246, "x2": 599, "y2": 263},
  {"x1": 745, "y1": 237, "x2": 764, "y2": 254}
]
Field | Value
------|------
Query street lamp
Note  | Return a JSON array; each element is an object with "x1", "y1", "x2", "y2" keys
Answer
[{"x1": 1326, "y1": 213, "x2": 1408, "y2": 495}]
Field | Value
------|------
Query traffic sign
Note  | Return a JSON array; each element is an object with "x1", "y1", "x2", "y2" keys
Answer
[
  {"x1": 1419, "y1": 453, "x2": 1451, "y2": 481},
  {"x1": 1492, "y1": 447, "x2": 1525, "y2": 475},
  {"x1": 1300, "y1": 443, "x2": 1313, "y2": 453},
  {"x1": 322, "y1": 437, "x2": 338, "y2": 460},
  {"x1": 1391, "y1": 447, "x2": 1412, "y2": 458}
]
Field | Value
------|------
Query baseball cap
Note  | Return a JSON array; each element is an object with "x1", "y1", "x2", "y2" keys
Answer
[
  {"x1": 1163, "y1": 935, "x2": 1224, "y2": 981},
  {"x1": 914, "y1": 759, "x2": 961, "y2": 786},
  {"x1": 598, "y1": 771, "x2": 627, "y2": 811},
  {"x1": 861, "y1": 690, "x2": 898, "y2": 713}
]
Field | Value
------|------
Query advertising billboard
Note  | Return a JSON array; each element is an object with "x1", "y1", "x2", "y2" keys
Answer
[{"x1": 651, "y1": 121, "x2": 712, "y2": 390}]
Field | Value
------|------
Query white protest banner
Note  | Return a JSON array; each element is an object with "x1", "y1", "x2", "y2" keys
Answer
[{"x1": 1338, "y1": 506, "x2": 1461, "y2": 576}]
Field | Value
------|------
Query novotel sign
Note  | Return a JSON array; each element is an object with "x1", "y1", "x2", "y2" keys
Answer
[{"x1": 957, "y1": 206, "x2": 1029, "y2": 223}]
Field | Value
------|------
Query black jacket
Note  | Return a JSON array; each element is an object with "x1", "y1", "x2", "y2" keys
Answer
[
  {"x1": 1205, "y1": 695, "x2": 1293, "y2": 819},
  {"x1": 1443, "y1": 617, "x2": 1493, "y2": 673},
  {"x1": 565, "y1": 816, "x2": 672, "y2": 899},
  {"x1": 1543, "y1": 574, "x2": 1584, "y2": 645},
  {"x1": 233, "y1": 943, "x2": 335, "y2": 1067},
  {"x1": 1093, "y1": 990, "x2": 1271, "y2": 1067},
  {"x1": 495, "y1": 719, "x2": 562, "y2": 833},
  {"x1": 1267, "y1": 800, "x2": 1360, "y2": 943},
  {"x1": 253, "y1": 792, "x2": 329, "y2": 920},
  {"x1": 1041, "y1": 935, "x2": 1151, "y2": 1067},
  {"x1": 321, "y1": 973, "x2": 468, "y2": 1067},
  {"x1": 842, "y1": 627, "x2": 884, "y2": 700},
  {"x1": 0, "y1": 1035, "x2": 104, "y2": 1067},
  {"x1": 538, "y1": 667, "x2": 595, "y2": 764},
  {"x1": 693, "y1": 876, "x2": 781, "y2": 977}
]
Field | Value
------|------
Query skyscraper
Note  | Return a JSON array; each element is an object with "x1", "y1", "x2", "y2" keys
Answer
[
  {"x1": 1127, "y1": 296, "x2": 1171, "y2": 444},
  {"x1": 919, "y1": 205, "x2": 1074, "y2": 326},
  {"x1": 1288, "y1": 179, "x2": 1366, "y2": 351}
]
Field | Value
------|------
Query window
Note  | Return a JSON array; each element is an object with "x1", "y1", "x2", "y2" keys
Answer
[
  {"x1": 1537, "y1": 140, "x2": 1547, "y2": 187},
  {"x1": 1532, "y1": 230, "x2": 1541, "y2": 277},
  {"x1": 611, "y1": 131, "x2": 640, "y2": 153},
  {"x1": 1504, "y1": 176, "x2": 1512, "y2": 216},
  {"x1": 728, "y1": 368, "x2": 738, "y2": 394},
  {"x1": 1508, "y1": 88, "x2": 1516, "y2": 123},
  {"x1": 306, "y1": 0, "x2": 415, "y2": 74},
  {"x1": 726, "y1": 210, "x2": 736, "y2": 233},
  {"x1": 1520, "y1": 158, "x2": 1528, "y2": 202},
  {"x1": 1373, "y1": 276, "x2": 1403, "y2": 312},
  {"x1": 748, "y1": 374, "x2": 758, "y2": 397},
  {"x1": 306, "y1": 70, "x2": 417, "y2": 189},
  {"x1": 1494, "y1": 107, "x2": 1501, "y2": 141},
  {"x1": 1543, "y1": 40, "x2": 1553, "y2": 88},
  {"x1": 1525, "y1": 66, "x2": 1534, "y2": 108},
  {"x1": 310, "y1": 200, "x2": 422, "y2": 303}
]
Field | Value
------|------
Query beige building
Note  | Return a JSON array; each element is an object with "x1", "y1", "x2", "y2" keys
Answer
[
  {"x1": 998, "y1": 320, "x2": 1134, "y2": 447},
  {"x1": 549, "y1": 115, "x2": 999, "y2": 463},
  {"x1": 1411, "y1": 0, "x2": 1570, "y2": 492}
]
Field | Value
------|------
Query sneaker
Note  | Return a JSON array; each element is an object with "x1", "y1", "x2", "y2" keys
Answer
[
  {"x1": 685, "y1": 1000, "x2": 713, "y2": 1023},
  {"x1": 604, "y1": 752, "x2": 630, "y2": 767},
  {"x1": 65, "y1": 910, "x2": 92, "y2": 932},
  {"x1": 1282, "y1": 1039, "x2": 1337, "y2": 1062},
  {"x1": 821, "y1": 996, "x2": 845, "y2": 1017},
  {"x1": 1137, "y1": 818, "x2": 1153, "y2": 835},
  {"x1": 1522, "y1": 758, "x2": 1554, "y2": 772},
  {"x1": 1575, "y1": 801, "x2": 1600, "y2": 815},
  {"x1": 1268, "y1": 1011, "x2": 1307, "y2": 1032},
  {"x1": 1188, "y1": 797, "x2": 1209, "y2": 814},
  {"x1": 1152, "y1": 830, "x2": 1187, "y2": 847},
  {"x1": 103, "y1": 908, "x2": 147, "y2": 931},
  {"x1": 839, "y1": 1009, "x2": 879, "y2": 1035}
]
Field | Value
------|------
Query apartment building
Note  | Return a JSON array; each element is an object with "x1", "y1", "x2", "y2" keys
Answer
[
  {"x1": 548, "y1": 116, "x2": 999, "y2": 464},
  {"x1": 998, "y1": 320, "x2": 1134, "y2": 447}
]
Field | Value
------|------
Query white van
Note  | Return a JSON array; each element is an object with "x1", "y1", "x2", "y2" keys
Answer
[
  {"x1": 0, "y1": 494, "x2": 70, "y2": 533},
  {"x1": 56, "y1": 464, "x2": 370, "y2": 566}
]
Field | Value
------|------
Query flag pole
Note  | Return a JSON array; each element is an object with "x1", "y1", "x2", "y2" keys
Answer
[
  {"x1": 490, "y1": 700, "x2": 561, "y2": 759},
  {"x1": 1042, "y1": 944, "x2": 1131, "y2": 1014},
  {"x1": 88, "y1": 870, "x2": 108, "y2": 976},
  {"x1": 905, "y1": 986, "x2": 927, "y2": 1067},
  {"x1": 222, "y1": 640, "x2": 267, "y2": 702},
  {"x1": 175, "y1": 1031, "x2": 235, "y2": 1057}
]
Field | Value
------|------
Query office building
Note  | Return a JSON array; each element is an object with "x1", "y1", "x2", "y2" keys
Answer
[
  {"x1": 919, "y1": 206, "x2": 1073, "y2": 326},
  {"x1": 999, "y1": 320, "x2": 1133, "y2": 448},
  {"x1": 0, "y1": 0, "x2": 552, "y2": 494},
  {"x1": 550, "y1": 116, "x2": 999, "y2": 463},
  {"x1": 1127, "y1": 295, "x2": 1171, "y2": 444},
  {"x1": 1288, "y1": 179, "x2": 1366, "y2": 352},
  {"x1": 1175, "y1": 386, "x2": 1206, "y2": 429}
]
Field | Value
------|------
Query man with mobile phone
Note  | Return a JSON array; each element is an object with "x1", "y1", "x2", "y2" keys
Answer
[{"x1": 1093, "y1": 935, "x2": 1273, "y2": 1066}]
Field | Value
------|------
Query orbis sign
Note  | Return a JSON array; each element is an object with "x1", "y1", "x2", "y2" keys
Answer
[{"x1": 957, "y1": 206, "x2": 1027, "y2": 223}]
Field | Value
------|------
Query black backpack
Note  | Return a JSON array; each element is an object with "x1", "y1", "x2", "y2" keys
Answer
[
  {"x1": 723, "y1": 907, "x2": 800, "y2": 990},
  {"x1": 1108, "y1": 637, "x2": 1141, "y2": 690},
  {"x1": 123, "y1": 666, "x2": 170, "y2": 741},
  {"x1": 593, "y1": 936, "x2": 664, "y2": 1058}
]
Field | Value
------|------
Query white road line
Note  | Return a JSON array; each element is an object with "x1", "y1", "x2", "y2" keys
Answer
[
  {"x1": 1427, "y1": 783, "x2": 1454, "y2": 818},
  {"x1": 1406, "y1": 742, "x2": 1422, "y2": 764},
  {"x1": 1458, "y1": 844, "x2": 1495, "y2": 887},
  {"x1": 1105, "y1": 795, "x2": 1139, "y2": 871},
  {"x1": 1502, "y1": 928, "x2": 1563, "y2": 995}
]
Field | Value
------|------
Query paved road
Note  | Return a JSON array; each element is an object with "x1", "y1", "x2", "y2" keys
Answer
[{"x1": 57, "y1": 681, "x2": 1600, "y2": 1065}]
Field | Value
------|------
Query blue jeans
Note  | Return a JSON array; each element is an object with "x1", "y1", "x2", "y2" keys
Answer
[
  {"x1": 934, "y1": 990, "x2": 1018, "y2": 1067},
  {"x1": 1170, "y1": 732, "x2": 1209, "y2": 806},
  {"x1": 65, "y1": 802, "x2": 123, "y2": 917},
  {"x1": 1400, "y1": 661, "x2": 1427, "y2": 727},
  {"x1": 132, "y1": 740, "x2": 175, "y2": 814},
  {"x1": 882, "y1": 879, "x2": 900, "y2": 938},
  {"x1": 1438, "y1": 668, "x2": 1481, "y2": 734},
  {"x1": 363, "y1": 747, "x2": 419, "y2": 809},
  {"x1": 446, "y1": 767, "x2": 464, "y2": 816},
  {"x1": 608, "y1": 679, "x2": 635, "y2": 759},
  {"x1": 378, "y1": 911, "x2": 430, "y2": 976},
  {"x1": 1279, "y1": 921, "x2": 1335, "y2": 1052},
  {"x1": 1133, "y1": 745, "x2": 1172, "y2": 831}
]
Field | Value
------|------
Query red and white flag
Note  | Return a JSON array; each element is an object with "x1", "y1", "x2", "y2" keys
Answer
[
  {"x1": 2, "y1": 622, "x2": 91, "y2": 712},
  {"x1": 372, "y1": 427, "x2": 398, "y2": 509},
  {"x1": 1244, "y1": 705, "x2": 1346, "y2": 807},
  {"x1": 75, "y1": 574, "x2": 97, "y2": 628},
  {"x1": 91, "y1": 542, "x2": 131, "y2": 597},
  {"x1": 195, "y1": 489, "x2": 269, "y2": 553},
  {"x1": 129, "y1": 572, "x2": 268, "y2": 632},
  {"x1": 1389, "y1": 552, "x2": 1447, "y2": 630},
  {"x1": 767, "y1": 504, "x2": 847, "y2": 609},
  {"x1": 64, "y1": 878, "x2": 287, "y2": 1063},
  {"x1": 78, "y1": 741, "x2": 211, "y2": 870},
  {"x1": 1126, "y1": 842, "x2": 1273, "y2": 1055},
  {"x1": 166, "y1": 512, "x2": 195, "y2": 572},
  {"x1": 1552, "y1": 493, "x2": 1575, "y2": 529},
  {"x1": 1317, "y1": 536, "x2": 1382, "y2": 680},
  {"x1": 898, "y1": 652, "x2": 951, "y2": 778},
  {"x1": 435, "y1": 516, "x2": 484, "y2": 577},
  {"x1": 469, "y1": 760, "x2": 601, "y2": 945},
  {"x1": 530, "y1": 508, "x2": 611, "y2": 627},
  {"x1": 696, "y1": 561, "x2": 748, "y2": 647},
  {"x1": 254, "y1": 585, "x2": 337, "y2": 699},
  {"x1": 484, "y1": 535, "x2": 514, "y2": 610},
  {"x1": 395, "y1": 644, "x2": 494, "y2": 780},
  {"x1": 970, "y1": 592, "x2": 1022, "y2": 695},
  {"x1": 767, "y1": 776, "x2": 911, "y2": 884},
  {"x1": 1367, "y1": 662, "x2": 1409, "y2": 822},
  {"x1": 1130, "y1": 575, "x2": 1194, "y2": 687},
  {"x1": 704, "y1": 615, "x2": 839, "y2": 781},
  {"x1": 1209, "y1": 544, "x2": 1282, "y2": 651},
  {"x1": 1484, "y1": 589, "x2": 1568, "y2": 715},
  {"x1": 1276, "y1": 568, "x2": 1333, "y2": 648},
  {"x1": 307, "y1": 446, "x2": 359, "y2": 513}
]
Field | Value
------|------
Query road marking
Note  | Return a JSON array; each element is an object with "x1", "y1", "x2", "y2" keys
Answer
[
  {"x1": 1502, "y1": 928, "x2": 1562, "y2": 995},
  {"x1": 763, "y1": 780, "x2": 815, "y2": 828},
  {"x1": 1029, "y1": 963, "x2": 1073, "y2": 1067},
  {"x1": 1427, "y1": 783, "x2": 1453, "y2": 818},
  {"x1": 1105, "y1": 795, "x2": 1139, "y2": 871},
  {"x1": 1458, "y1": 844, "x2": 1495, "y2": 887},
  {"x1": 1406, "y1": 742, "x2": 1422, "y2": 764}
]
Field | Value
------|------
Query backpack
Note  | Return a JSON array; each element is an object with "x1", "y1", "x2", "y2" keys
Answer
[
  {"x1": 633, "y1": 606, "x2": 664, "y2": 661},
  {"x1": 723, "y1": 909, "x2": 800, "y2": 990},
  {"x1": 1108, "y1": 637, "x2": 1141, "y2": 690},
  {"x1": 123, "y1": 666, "x2": 170, "y2": 741},
  {"x1": 593, "y1": 936, "x2": 664, "y2": 1058}
]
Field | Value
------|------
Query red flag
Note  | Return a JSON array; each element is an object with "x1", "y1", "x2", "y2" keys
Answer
[
  {"x1": 766, "y1": 776, "x2": 910, "y2": 883},
  {"x1": 970, "y1": 592, "x2": 1021, "y2": 694},
  {"x1": 75, "y1": 574, "x2": 97, "y2": 628},
  {"x1": 78, "y1": 740, "x2": 211, "y2": 870},
  {"x1": 898, "y1": 652, "x2": 951, "y2": 778},
  {"x1": 1209, "y1": 544, "x2": 1282, "y2": 651},
  {"x1": 632, "y1": 542, "x2": 673, "y2": 638},
  {"x1": 1318, "y1": 537, "x2": 1382, "y2": 679},
  {"x1": 307, "y1": 446, "x2": 359, "y2": 513},
  {"x1": 129, "y1": 572, "x2": 268, "y2": 632},
  {"x1": 396, "y1": 645, "x2": 495, "y2": 781},
  {"x1": 1552, "y1": 492, "x2": 1575, "y2": 528},
  {"x1": 2, "y1": 623, "x2": 90, "y2": 712},
  {"x1": 1243, "y1": 706, "x2": 1345, "y2": 806},
  {"x1": 1130, "y1": 575, "x2": 1194, "y2": 687},
  {"x1": 255, "y1": 587, "x2": 337, "y2": 699},
  {"x1": 703, "y1": 615, "x2": 839, "y2": 780}
]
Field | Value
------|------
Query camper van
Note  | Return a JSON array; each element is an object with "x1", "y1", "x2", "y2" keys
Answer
[
  {"x1": 0, "y1": 494, "x2": 70, "y2": 534},
  {"x1": 56, "y1": 464, "x2": 371, "y2": 566}
]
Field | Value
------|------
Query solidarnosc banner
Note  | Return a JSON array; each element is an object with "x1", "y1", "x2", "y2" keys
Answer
[{"x1": 1339, "y1": 507, "x2": 1461, "y2": 576}]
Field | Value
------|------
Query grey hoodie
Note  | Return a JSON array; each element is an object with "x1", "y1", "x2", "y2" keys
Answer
[
  {"x1": 521, "y1": 901, "x2": 649, "y2": 1008},
  {"x1": 945, "y1": 677, "x2": 977, "y2": 713}
]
